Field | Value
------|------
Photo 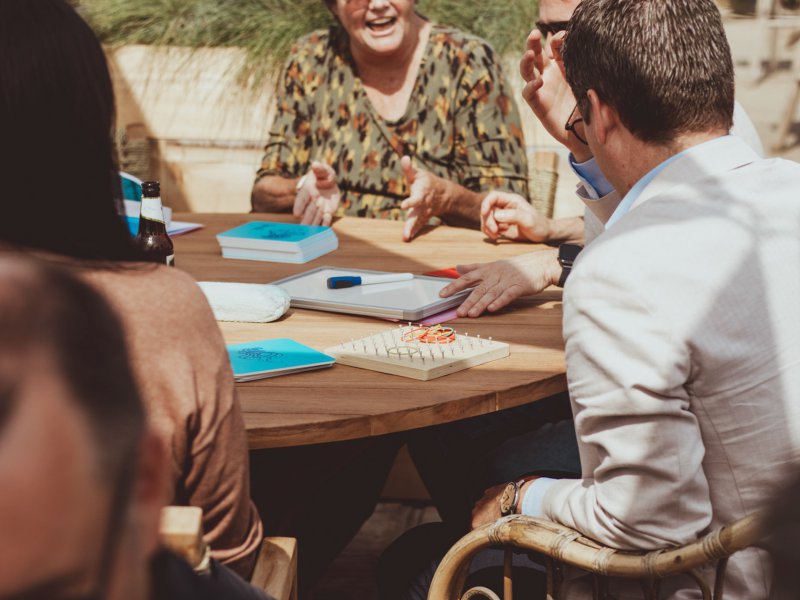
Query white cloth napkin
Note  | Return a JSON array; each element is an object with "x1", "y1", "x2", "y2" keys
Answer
[{"x1": 197, "y1": 282, "x2": 291, "y2": 323}]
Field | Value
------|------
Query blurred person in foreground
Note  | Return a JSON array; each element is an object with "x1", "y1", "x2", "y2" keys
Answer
[
  {"x1": 0, "y1": 257, "x2": 270, "y2": 600},
  {"x1": 383, "y1": 0, "x2": 800, "y2": 597},
  {"x1": 440, "y1": 0, "x2": 765, "y2": 317},
  {"x1": 766, "y1": 469, "x2": 800, "y2": 600},
  {"x1": 0, "y1": 0, "x2": 262, "y2": 578},
  {"x1": 251, "y1": 0, "x2": 530, "y2": 242}
]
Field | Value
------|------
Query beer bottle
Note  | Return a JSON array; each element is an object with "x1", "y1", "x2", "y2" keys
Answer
[{"x1": 135, "y1": 181, "x2": 175, "y2": 266}]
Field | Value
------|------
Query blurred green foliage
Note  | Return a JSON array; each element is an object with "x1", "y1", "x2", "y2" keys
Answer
[{"x1": 77, "y1": 0, "x2": 539, "y2": 86}]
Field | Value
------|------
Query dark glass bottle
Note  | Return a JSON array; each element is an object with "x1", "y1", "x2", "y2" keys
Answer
[{"x1": 135, "y1": 181, "x2": 175, "y2": 266}]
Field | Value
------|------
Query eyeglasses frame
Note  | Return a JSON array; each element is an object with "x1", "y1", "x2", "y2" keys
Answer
[{"x1": 565, "y1": 103, "x2": 589, "y2": 146}]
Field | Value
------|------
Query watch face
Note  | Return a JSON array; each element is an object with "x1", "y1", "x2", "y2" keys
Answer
[
  {"x1": 499, "y1": 482, "x2": 515, "y2": 515},
  {"x1": 559, "y1": 243, "x2": 583, "y2": 265}
]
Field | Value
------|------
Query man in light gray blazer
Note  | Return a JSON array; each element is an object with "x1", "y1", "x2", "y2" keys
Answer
[{"x1": 469, "y1": 0, "x2": 800, "y2": 598}]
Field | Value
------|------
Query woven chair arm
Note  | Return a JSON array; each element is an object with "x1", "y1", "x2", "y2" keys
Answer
[{"x1": 429, "y1": 513, "x2": 766, "y2": 599}]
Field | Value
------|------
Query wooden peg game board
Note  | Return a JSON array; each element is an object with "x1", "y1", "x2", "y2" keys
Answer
[{"x1": 325, "y1": 324, "x2": 509, "y2": 381}]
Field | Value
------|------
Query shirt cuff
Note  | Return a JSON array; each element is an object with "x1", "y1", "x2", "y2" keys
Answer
[
  {"x1": 520, "y1": 477, "x2": 558, "y2": 517},
  {"x1": 569, "y1": 155, "x2": 615, "y2": 199}
]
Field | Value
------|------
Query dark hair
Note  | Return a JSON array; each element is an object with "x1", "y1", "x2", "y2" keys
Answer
[
  {"x1": 561, "y1": 0, "x2": 734, "y2": 144},
  {"x1": 766, "y1": 471, "x2": 800, "y2": 600},
  {"x1": 0, "y1": 0, "x2": 141, "y2": 262},
  {"x1": 0, "y1": 257, "x2": 145, "y2": 480}
]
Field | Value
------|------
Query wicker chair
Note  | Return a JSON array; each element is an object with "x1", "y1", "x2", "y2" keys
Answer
[
  {"x1": 528, "y1": 151, "x2": 560, "y2": 219},
  {"x1": 428, "y1": 512, "x2": 766, "y2": 600}
]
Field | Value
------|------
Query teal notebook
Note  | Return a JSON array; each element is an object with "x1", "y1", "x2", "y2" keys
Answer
[
  {"x1": 227, "y1": 338, "x2": 335, "y2": 382},
  {"x1": 217, "y1": 221, "x2": 334, "y2": 251}
]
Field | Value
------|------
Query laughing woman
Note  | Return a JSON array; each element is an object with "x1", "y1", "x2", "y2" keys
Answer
[{"x1": 251, "y1": 0, "x2": 529, "y2": 242}]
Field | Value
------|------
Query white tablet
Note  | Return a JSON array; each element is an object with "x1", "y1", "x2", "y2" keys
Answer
[{"x1": 271, "y1": 266, "x2": 471, "y2": 320}]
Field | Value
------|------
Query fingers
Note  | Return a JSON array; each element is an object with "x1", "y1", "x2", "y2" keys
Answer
[
  {"x1": 461, "y1": 283, "x2": 506, "y2": 318},
  {"x1": 482, "y1": 211, "x2": 499, "y2": 240},
  {"x1": 300, "y1": 199, "x2": 318, "y2": 225},
  {"x1": 526, "y1": 28, "x2": 543, "y2": 52},
  {"x1": 480, "y1": 191, "x2": 509, "y2": 219},
  {"x1": 311, "y1": 160, "x2": 333, "y2": 178},
  {"x1": 400, "y1": 189, "x2": 423, "y2": 211},
  {"x1": 519, "y1": 48, "x2": 535, "y2": 82},
  {"x1": 439, "y1": 269, "x2": 479, "y2": 298},
  {"x1": 520, "y1": 30, "x2": 546, "y2": 82},
  {"x1": 493, "y1": 209, "x2": 519, "y2": 225},
  {"x1": 485, "y1": 286, "x2": 524, "y2": 314},
  {"x1": 321, "y1": 209, "x2": 333, "y2": 227},
  {"x1": 530, "y1": 30, "x2": 546, "y2": 75},
  {"x1": 400, "y1": 155, "x2": 416, "y2": 184},
  {"x1": 403, "y1": 208, "x2": 423, "y2": 242},
  {"x1": 481, "y1": 192, "x2": 504, "y2": 239},
  {"x1": 293, "y1": 185, "x2": 312, "y2": 218},
  {"x1": 550, "y1": 32, "x2": 568, "y2": 78},
  {"x1": 521, "y1": 77, "x2": 545, "y2": 110},
  {"x1": 312, "y1": 163, "x2": 339, "y2": 190}
]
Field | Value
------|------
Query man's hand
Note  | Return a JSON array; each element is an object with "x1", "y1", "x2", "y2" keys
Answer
[
  {"x1": 400, "y1": 155, "x2": 452, "y2": 242},
  {"x1": 471, "y1": 478, "x2": 541, "y2": 529},
  {"x1": 470, "y1": 483, "x2": 508, "y2": 529},
  {"x1": 293, "y1": 161, "x2": 341, "y2": 226},
  {"x1": 481, "y1": 191, "x2": 552, "y2": 243},
  {"x1": 440, "y1": 250, "x2": 561, "y2": 318},
  {"x1": 520, "y1": 31, "x2": 592, "y2": 162}
]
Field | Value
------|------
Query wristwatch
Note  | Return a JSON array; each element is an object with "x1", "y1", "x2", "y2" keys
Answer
[
  {"x1": 499, "y1": 481, "x2": 520, "y2": 517},
  {"x1": 557, "y1": 243, "x2": 583, "y2": 288},
  {"x1": 499, "y1": 475, "x2": 541, "y2": 516}
]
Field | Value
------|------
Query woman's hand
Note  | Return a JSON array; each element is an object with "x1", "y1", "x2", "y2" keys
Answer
[
  {"x1": 481, "y1": 191, "x2": 552, "y2": 243},
  {"x1": 293, "y1": 161, "x2": 341, "y2": 226},
  {"x1": 400, "y1": 156, "x2": 452, "y2": 242},
  {"x1": 439, "y1": 250, "x2": 561, "y2": 318}
]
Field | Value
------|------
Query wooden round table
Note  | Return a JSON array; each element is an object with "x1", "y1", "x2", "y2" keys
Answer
[{"x1": 174, "y1": 214, "x2": 567, "y2": 449}]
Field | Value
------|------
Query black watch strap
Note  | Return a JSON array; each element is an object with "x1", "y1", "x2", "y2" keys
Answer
[
  {"x1": 557, "y1": 264, "x2": 572, "y2": 288},
  {"x1": 557, "y1": 243, "x2": 583, "y2": 288}
]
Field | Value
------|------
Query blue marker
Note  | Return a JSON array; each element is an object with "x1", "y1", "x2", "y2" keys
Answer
[{"x1": 327, "y1": 273, "x2": 414, "y2": 289}]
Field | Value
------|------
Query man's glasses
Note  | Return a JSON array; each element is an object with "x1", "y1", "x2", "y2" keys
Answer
[
  {"x1": 565, "y1": 103, "x2": 589, "y2": 146},
  {"x1": 536, "y1": 21, "x2": 569, "y2": 38}
]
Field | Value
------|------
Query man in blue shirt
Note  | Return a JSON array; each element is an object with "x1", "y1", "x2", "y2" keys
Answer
[{"x1": 439, "y1": 0, "x2": 764, "y2": 317}]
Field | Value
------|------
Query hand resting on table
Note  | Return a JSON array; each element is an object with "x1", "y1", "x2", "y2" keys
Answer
[{"x1": 439, "y1": 250, "x2": 561, "y2": 318}]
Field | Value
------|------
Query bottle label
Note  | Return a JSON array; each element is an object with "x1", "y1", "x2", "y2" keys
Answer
[
  {"x1": 140, "y1": 198, "x2": 165, "y2": 224},
  {"x1": 166, "y1": 254, "x2": 175, "y2": 267}
]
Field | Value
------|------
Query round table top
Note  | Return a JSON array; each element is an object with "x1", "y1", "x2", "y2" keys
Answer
[{"x1": 174, "y1": 213, "x2": 567, "y2": 449}]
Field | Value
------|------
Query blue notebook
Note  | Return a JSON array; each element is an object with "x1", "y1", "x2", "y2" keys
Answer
[
  {"x1": 217, "y1": 221, "x2": 335, "y2": 251},
  {"x1": 227, "y1": 338, "x2": 335, "y2": 382},
  {"x1": 125, "y1": 216, "x2": 203, "y2": 237}
]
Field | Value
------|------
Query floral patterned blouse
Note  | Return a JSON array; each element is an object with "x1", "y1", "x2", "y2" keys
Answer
[{"x1": 257, "y1": 23, "x2": 529, "y2": 220}]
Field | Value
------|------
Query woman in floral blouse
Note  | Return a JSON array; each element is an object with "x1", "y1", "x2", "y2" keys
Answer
[{"x1": 252, "y1": 0, "x2": 529, "y2": 242}]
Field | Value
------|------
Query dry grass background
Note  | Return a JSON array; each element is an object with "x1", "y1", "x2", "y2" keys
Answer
[{"x1": 76, "y1": 0, "x2": 540, "y2": 88}]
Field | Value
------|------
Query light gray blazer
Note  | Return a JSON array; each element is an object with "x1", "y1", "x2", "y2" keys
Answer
[{"x1": 543, "y1": 136, "x2": 800, "y2": 599}]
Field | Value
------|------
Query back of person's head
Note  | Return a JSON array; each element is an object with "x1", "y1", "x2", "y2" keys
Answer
[
  {"x1": 0, "y1": 0, "x2": 139, "y2": 262},
  {"x1": 561, "y1": 0, "x2": 734, "y2": 144},
  {"x1": 0, "y1": 256, "x2": 163, "y2": 600}
]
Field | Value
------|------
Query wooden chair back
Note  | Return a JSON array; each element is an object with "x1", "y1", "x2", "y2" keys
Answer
[
  {"x1": 428, "y1": 513, "x2": 766, "y2": 600},
  {"x1": 159, "y1": 506, "x2": 298, "y2": 600}
]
